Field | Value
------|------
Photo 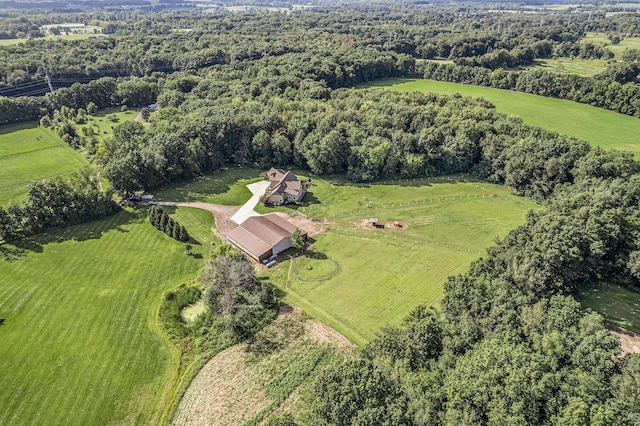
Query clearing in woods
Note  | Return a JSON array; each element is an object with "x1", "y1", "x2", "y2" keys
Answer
[
  {"x1": 173, "y1": 306, "x2": 353, "y2": 426},
  {"x1": 0, "y1": 206, "x2": 214, "y2": 425},
  {"x1": 360, "y1": 78, "x2": 640, "y2": 156},
  {"x1": 0, "y1": 123, "x2": 88, "y2": 205},
  {"x1": 259, "y1": 174, "x2": 538, "y2": 345},
  {"x1": 578, "y1": 281, "x2": 640, "y2": 334}
]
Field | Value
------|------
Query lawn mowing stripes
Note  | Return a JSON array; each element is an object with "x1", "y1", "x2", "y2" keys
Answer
[{"x1": 0, "y1": 209, "x2": 204, "y2": 424}]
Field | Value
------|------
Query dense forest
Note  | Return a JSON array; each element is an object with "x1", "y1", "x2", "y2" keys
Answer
[{"x1": 2, "y1": 4, "x2": 640, "y2": 425}]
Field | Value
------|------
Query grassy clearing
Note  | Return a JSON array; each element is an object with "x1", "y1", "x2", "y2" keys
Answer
[
  {"x1": 261, "y1": 175, "x2": 537, "y2": 345},
  {"x1": 361, "y1": 78, "x2": 640, "y2": 156},
  {"x1": 79, "y1": 109, "x2": 138, "y2": 144},
  {"x1": 155, "y1": 167, "x2": 263, "y2": 205},
  {"x1": 0, "y1": 123, "x2": 88, "y2": 205},
  {"x1": 0, "y1": 207, "x2": 212, "y2": 425},
  {"x1": 583, "y1": 32, "x2": 640, "y2": 59},
  {"x1": 529, "y1": 57, "x2": 608, "y2": 76},
  {"x1": 578, "y1": 282, "x2": 640, "y2": 333}
]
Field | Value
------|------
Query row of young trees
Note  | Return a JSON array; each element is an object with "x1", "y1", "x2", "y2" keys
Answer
[
  {"x1": 148, "y1": 205, "x2": 189, "y2": 242},
  {"x1": 0, "y1": 172, "x2": 119, "y2": 244}
]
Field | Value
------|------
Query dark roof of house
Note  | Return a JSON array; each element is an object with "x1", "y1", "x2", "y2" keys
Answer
[
  {"x1": 227, "y1": 214, "x2": 304, "y2": 259},
  {"x1": 265, "y1": 168, "x2": 303, "y2": 199}
]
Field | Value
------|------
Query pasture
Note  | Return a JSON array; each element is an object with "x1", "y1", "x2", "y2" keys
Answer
[
  {"x1": 0, "y1": 123, "x2": 88, "y2": 205},
  {"x1": 529, "y1": 57, "x2": 607, "y2": 76},
  {"x1": 0, "y1": 206, "x2": 212, "y2": 425},
  {"x1": 362, "y1": 78, "x2": 640, "y2": 156},
  {"x1": 583, "y1": 32, "x2": 640, "y2": 59},
  {"x1": 261, "y1": 175, "x2": 537, "y2": 345}
]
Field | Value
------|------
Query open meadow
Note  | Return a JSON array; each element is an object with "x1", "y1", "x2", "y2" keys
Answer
[
  {"x1": 259, "y1": 174, "x2": 538, "y2": 345},
  {"x1": 528, "y1": 57, "x2": 608, "y2": 76},
  {"x1": 361, "y1": 78, "x2": 640, "y2": 156},
  {"x1": 583, "y1": 32, "x2": 640, "y2": 59},
  {"x1": 0, "y1": 123, "x2": 88, "y2": 205},
  {"x1": 0, "y1": 206, "x2": 212, "y2": 425}
]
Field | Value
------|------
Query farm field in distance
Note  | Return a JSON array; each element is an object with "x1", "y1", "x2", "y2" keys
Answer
[
  {"x1": 361, "y1": 78, "x2": 640, "y2": 156},
  {"x1": 259, "y1": 174, "x2": 538, "y2": 345},
  {"x1": 528, "y1": 57, "x2": 608, "y2": 76},
  {"x1": 0, "y1": 207, "x2": 211, "y2": 425},
  {"x1": 0, "y1": 123, "x2": 88, "y2": 205}
]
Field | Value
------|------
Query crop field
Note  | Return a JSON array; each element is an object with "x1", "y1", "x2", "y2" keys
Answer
[
  {"x1": 578, "y1": 281, "x2": 640, "y2": 333},
  {"x1": 0, "y1": 123, "x2": 88, "y2": 205},
  {"x1": 362, "y1": 78, "x2": 640, "y2": 156},
  {"x1": 0, "y1": 206, "x2": 211, "y2": 425},
  {"x1": 261, "y1": 175, "x2": 538, "y2": 344}
]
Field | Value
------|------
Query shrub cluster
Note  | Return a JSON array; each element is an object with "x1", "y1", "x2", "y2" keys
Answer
[{"x1": 148, "y1": 205, "x2": 189, "y2": 242}]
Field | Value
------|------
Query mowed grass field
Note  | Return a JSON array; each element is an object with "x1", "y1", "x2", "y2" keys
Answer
[
  {"x1": 0, "y1": 123, "x2": 87, "y2": 205},
  {"x1": 361, "y1": 78, "x2": 640, "y2": 156},
  {"x1": 156, "y1": 167, "x2": 263, "y2": 205},
  {"x1": 261, "y1": 175, "x2": 538, "y2": 345},
  {"x1": 0, "y1": 207, "x2": 212, "y2": 425}
]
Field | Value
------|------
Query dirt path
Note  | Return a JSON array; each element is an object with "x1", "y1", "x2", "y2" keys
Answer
[
  {"x1": 157, "y1": 201, "x2": 240, "y2": 239},
  {"x1": 607, "y1": 323, "x2": 640, "y2": 356}
]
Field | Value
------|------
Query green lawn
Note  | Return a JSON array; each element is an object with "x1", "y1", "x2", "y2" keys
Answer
[
  {"x1": 0, "y1": 123, "x2": 88, "y2": 205},
  {"x1": 260, "y1": 175, "x2": 537, "y2": 345},
  {"x1": 155, "y1": 167, "x2": 263, "y2": 205},
  {"x1": 0, "y1": 207, "x2": 211, "y2": 425},
  {"x1": 578, "y1": 281, "x2": 640, "y2": 334},
  {"x1": 361, "y1": 78, "x2": 640, "y2": 156}
]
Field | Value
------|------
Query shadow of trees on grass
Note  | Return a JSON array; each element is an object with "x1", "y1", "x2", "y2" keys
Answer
[{"x1": 0, "y1": 208, "x2": 144, "y2": 262}]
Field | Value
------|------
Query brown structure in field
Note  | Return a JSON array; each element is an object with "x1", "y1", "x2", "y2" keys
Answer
[
  {"x1": 226, "y1": 214, "x2": 306, "y2": 262},
  {"x1": 264, "y1": 168, "x2": 307, "y2": 205}
]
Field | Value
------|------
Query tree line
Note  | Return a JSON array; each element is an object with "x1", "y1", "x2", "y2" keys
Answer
[
  {"x1": 0, "y1": 172, "x2": 119, "y2": 244},
  {"x1": 419, "y1": 61, "x2": 640, "y2": 118},
  {"x1": 303, "y1": 125, "x2": 640, "y2": 426}
]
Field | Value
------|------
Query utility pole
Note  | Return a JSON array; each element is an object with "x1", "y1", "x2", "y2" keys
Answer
[{"x1": 43, "y1": 65, "x2": 53, "y2": 93}]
